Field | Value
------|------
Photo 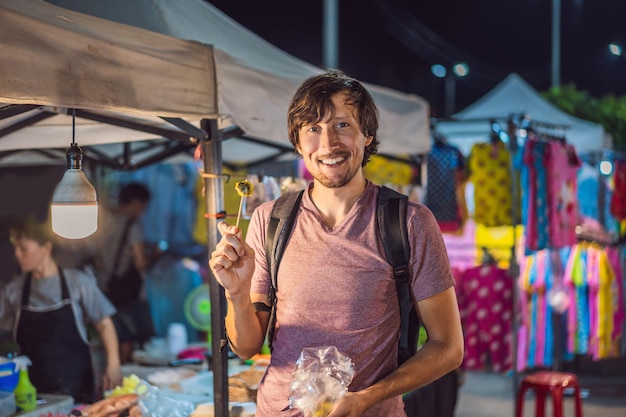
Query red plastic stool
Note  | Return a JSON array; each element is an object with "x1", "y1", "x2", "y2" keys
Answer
[{"x1": 516, "y1": 371, "x2": 583, "y2": 417}]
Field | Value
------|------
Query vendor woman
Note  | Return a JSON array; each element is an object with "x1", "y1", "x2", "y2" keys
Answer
[{"x1": 0, "y1": 216, "x2": 122, "y2": 402}]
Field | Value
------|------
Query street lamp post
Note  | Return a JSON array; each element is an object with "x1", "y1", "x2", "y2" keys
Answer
[{"x1": 432, "y1": 63, "x2": 469, "y2": 117}]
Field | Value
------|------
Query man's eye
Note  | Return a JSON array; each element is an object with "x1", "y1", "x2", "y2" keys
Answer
[
  {"x1": 336, "y1": 122, "x2": 349, "y2": 128},
  {"x1": 307, "y1": 126, "x2": 320, "y2": 133}
]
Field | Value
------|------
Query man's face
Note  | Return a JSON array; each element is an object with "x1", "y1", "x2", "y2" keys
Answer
[{"x1": 296, "y1": 92, "x2": 372, "y2": 189}]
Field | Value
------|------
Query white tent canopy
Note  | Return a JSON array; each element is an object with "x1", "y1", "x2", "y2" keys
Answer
[
  {"x1": 435, "y1": 73, "x2": 611, "y2": 156},
  {"x1": 0, "y1": 0, "x2": 430, "y2": 168}
]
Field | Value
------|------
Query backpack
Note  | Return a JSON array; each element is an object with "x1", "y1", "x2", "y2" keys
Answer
[{"x1": 264, "y1": 185, "x2": 420, "y2": 365}]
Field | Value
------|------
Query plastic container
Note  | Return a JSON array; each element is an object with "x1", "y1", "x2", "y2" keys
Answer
[
  {"x1": 167, "y1": 322, "x2": 188, "y2": 355},
  {"x1": 0, "y1": 362, "x2": 19, "y2": 392},
  {"x1": 0, "y1": 391, "x2": 16, "y2": 417}
]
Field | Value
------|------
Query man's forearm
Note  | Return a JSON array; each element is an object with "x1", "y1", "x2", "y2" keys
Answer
[
  {"x1": 357, "y1": 338, "x2": 464, "y2": 410},
  {"x1": 225, "y1": 294, "x2": 266, "y2": 360}
]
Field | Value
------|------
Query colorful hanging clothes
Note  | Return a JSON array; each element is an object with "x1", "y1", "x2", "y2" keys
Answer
[
  {"x1": 425, "y1": 142, "x2": 466, "y2": 232},
  {"x1": 468, "y1": 141, "x2": 513, "y2": 227},
  {"x1": 610, "y1": 159, "x2": 626, "y2": 220},
  {"x1": 563, "y1": 243, "x2": 621, "y2": 361},
  {"x1": 518, "y1": 247, "x2": 578, "y2": 370},
  {"x1": 545, "y1": 141, "x2": 581, "y2": 248},
  {"x1": 522, "y1": 137, "x2": 549, "y2": 251},
  {"x1": 457, "y1": 264, "x2": 513, "y2": 372}
]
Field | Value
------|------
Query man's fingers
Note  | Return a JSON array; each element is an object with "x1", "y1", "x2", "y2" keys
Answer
[{"x1": 217, "y1": 220, "x2": 239, "y2": 237}]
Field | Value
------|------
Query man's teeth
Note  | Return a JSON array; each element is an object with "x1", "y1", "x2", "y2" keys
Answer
[{"x1": 321, "y1": 157, "x2": 345, "y2": 165}]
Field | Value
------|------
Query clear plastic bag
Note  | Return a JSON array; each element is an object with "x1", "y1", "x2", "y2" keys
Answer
[
  {"x1": 136, "y1": 380, "x2": 194, "y2": 417},
  {"x1": 289, "y1": 346, "x2": 355, "y2": 417}
]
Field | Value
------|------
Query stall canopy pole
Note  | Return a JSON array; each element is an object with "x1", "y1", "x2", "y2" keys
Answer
[{"x1": 201, "y1": 118, "x2": 229, "y2": 417}]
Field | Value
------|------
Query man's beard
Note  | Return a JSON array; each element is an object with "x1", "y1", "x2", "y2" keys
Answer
[{"x1": 313, "y1": 162, "x2": 360, "y2": 189}]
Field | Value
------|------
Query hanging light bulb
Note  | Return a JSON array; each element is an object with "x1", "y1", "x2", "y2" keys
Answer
[{"x1": 50, "y1": 110, "x2": 98, "y2": 239}]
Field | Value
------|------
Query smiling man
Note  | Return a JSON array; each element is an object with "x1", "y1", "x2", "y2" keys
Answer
[{"x1": 209, "y1": 70, "x2": 463, "y2": 417}]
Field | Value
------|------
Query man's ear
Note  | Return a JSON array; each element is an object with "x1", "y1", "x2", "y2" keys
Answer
[{"x1": 365, "y1": 136, "x2": 374, "y2": 146}]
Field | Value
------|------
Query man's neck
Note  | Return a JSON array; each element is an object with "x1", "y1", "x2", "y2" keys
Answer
[{"x1": 309, "y1": 176, "x2": 368, "y2": 228}]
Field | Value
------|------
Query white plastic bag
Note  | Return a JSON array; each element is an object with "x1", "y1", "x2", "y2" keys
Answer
[{"x1": 289, "y1": 346, "x2": 355, "y2": 417}]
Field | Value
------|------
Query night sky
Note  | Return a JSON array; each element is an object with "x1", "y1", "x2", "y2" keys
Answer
[{"x1": 208, "y1": 0, "x2": 626, "y2": 118}]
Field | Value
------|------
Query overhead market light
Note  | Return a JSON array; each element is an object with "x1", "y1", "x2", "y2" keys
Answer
[
  {"x1": 453, "y1": 63, "x2": 469, "y2": 77},
  {"x1": 50, "y1": 109, "x2": 98, "y2": 239},
  {"x1": 609, "y1": 43, "x2": 623, "y2": 57}
]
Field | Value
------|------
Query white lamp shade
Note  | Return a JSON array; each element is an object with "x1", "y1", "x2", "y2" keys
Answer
[
  {"x1": 51, "y1": 204, "x2": 98, "y2": 239},
  {"x1": 51, "y1": 169, "x2": 98, "y2": 239}
]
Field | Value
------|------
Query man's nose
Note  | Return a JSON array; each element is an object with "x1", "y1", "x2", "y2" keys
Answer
[{"x1": 319, "y1": 127, "x2": 339, "y2": 147}]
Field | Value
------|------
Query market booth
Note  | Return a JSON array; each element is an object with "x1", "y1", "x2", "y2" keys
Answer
[
  {"x1": 426, "y1": 73, "x2": 626, "y2": 414},
  {"x1": 0, "y1": 0, "x2": 431, "y2": 416}
]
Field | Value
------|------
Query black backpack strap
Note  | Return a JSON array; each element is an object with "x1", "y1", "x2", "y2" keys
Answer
[
  {"x1": 377, "y1": 186, "x2": 416, "y2": 364},
  {"x1": 264, "y1": 190, "x2": 304, "y2": 351}
]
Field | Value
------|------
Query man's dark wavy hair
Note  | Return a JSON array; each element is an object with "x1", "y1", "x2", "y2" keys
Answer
[{"x1": 287, "y1": 69, "x2": 380, "y2": 166}]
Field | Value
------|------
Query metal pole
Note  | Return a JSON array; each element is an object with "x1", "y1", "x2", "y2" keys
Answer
[
  {"x1": 444, "y1": 71, "x2": 456, "y2": 117},
  {"x1": 323, "y1": 0, "x2": 339, "y2": 68},
  {"x1": 552, "y1": 0, "x2": 561, "y2": 87},
  {"x1": 201, "y1": 118, "x2": 229, "y2": 417}
]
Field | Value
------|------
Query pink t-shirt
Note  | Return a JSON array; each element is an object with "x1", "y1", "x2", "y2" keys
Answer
[
  {"x1": 247, "y1": 181, "x2": 455, "y2": 417},
  {"x1": 545, "y1": 142, "x2": 581, "y2": 248}
]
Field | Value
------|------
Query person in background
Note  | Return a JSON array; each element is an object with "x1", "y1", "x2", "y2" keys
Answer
[
  {"x1": 209, "y1": 70, "x2": 463, "y2": 417},
  {"x1": 91, "y1": 182, "x2": 155, "y2": 364},
  {"x1": 0, "y1": 216, "x2": 121, "y2": 402}
]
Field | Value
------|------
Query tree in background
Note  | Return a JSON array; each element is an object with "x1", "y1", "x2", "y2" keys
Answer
[{"x1": 542, "y1": 84, "x2": 626, "y2": 152}]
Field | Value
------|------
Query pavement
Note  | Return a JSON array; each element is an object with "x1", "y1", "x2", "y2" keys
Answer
[{"x1": 456, "y1": 371, "x2": 626, "y2": 417}]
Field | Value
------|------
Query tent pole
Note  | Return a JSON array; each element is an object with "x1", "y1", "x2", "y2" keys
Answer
[{"x1": 201, "y1": 118, "x2": 229, "y2": 417}]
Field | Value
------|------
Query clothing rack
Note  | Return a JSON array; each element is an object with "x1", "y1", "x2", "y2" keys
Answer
[{"x1": 433, "y1": 114, "x2": 583, "y2": 416}]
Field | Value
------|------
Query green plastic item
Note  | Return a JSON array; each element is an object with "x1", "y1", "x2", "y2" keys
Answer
[{"x1": 13, "y1": 357, "x2": 37, "y2": 411}]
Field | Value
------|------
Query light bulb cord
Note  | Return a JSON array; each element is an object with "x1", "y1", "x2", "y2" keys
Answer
[
  {"x1": 67, "y1": 108, "x2": 82, "y2": 170},
  {"x1": 72, "y1": 108, "x2": 76, "y2": 146}
]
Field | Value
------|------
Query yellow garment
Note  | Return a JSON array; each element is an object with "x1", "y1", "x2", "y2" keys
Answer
[
  {"x1": 192, "y1": 167, "x2": 250, "y2": 245},
  {"x1": 475, "y1": 223, "x2": 524, "y2": 268},
  {"x1": 364, "y1": 155, "x2": 414, "y2": 186},
  {"x1": 596, "y1": 247, "x2": 615, "y2": 358},
  {"x1": 469, "y1": 142, "x2": 513, "y2": 226}
]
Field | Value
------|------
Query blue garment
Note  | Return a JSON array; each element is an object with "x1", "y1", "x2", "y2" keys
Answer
[
  {"x1": 145, "y1": 255, "x2": 204, "y2": 341},
  {"x1": 577, "y1": 162, "x2": 599, "y2": 220},
  {"x1": 425, "y1": 142, "x2": 465, "y2": 223},
  {"x1": 532, "y1": 141, "x2": 549, "y2": 250},
  {"x1": 128, "y1": 162, "x2": 204, "y2": 256}
]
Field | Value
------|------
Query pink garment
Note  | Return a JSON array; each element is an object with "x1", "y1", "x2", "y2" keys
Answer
[
  {"x1": 545, "y1": 142, "x2": 581, "y2": 248},
  {"x1": 534, "y1": 252, "x2": 546, "y2": 366},
  {"x1": 458, "y1": 265, "x2": 513, "y2": 372},
  {"x1": 586, "y1": 249, "x2": 600, "y2": 359},
  {"x1": 443, "y1": 219, "x2": 477, "y2": 272}
]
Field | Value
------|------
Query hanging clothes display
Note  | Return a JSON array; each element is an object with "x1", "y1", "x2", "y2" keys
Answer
[
  {"x1": 456, "y1": 262, "x2": 513, "y2": 372},
  {"x1": 468, "y1": 140, "x2": 513, "y2": 227},
  {"x1": 518, "y1": 243, "x2": 624, "y2": 370},
  {"x1": 546, "y1": 140, "x2": 581, "y2": 248},
  {"x1": 518, "y1": 248, "x2": 570, "y2": 370},
  {"x1": 424, "y1": 138, "x2": 467, "y2": 232},
  {"x1": 563, "y1": 242, "x2": 623, "y2": 360},
  {"x1": 519, "y1": 133, "x2": 581, "y2": 251}
]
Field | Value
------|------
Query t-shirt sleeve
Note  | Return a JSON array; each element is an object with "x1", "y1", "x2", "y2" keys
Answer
[
  {"x1": 0, "y1": 281, "x2": 20, "y2": 332},
  {"x1": 73, "y1": 271, "x2": 116, "y2": 323},
  {"x1": 246, "y1": 201, "x2": 274, "y2": 296},
  {"x1": 408, "y1": 203, "x2": 456, "y2": 301}
]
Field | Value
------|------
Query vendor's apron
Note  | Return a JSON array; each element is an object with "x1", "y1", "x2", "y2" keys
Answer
[{"x1": 15, "y1": 269, "x2": 94, "y2": 403}]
